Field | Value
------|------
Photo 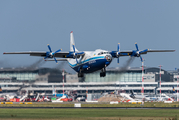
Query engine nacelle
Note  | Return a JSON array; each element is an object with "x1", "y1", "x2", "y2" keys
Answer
[{"x1": 116, "y1": 52, "x2": 120, "y2": 58}]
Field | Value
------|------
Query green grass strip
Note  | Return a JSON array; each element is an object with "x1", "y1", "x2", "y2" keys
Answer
[{"x1": 0, "y1": 109, "x2": 179, "y2": 119}]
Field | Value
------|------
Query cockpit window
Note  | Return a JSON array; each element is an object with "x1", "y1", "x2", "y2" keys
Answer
[
  {"x1": 104, "y1": 52, "x2": 109, "y2": 54},
  {"x1": 98, "y1": 52, "x2": 109, "y2": 55}
]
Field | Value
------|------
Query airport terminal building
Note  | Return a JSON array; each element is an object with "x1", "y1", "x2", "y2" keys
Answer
[
  {"x1": 0, "y1": 67, "x2": 174, "y2": 83},
  {"x1": 0, "y1": 67, "x2": 178, "y2": 96},
  {"x1": 84, "y1": 67, "x2": 174, "y2": 83}
]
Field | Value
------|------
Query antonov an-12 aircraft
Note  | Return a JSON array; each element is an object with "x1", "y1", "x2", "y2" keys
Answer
[{"x1": 4, "y1": 31, "x2": 175, "y2": 77}]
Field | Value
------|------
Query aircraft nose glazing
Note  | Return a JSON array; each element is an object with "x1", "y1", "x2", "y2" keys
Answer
[{"x1": 105, "y1": 55, "x2": 112, "y2": 62}]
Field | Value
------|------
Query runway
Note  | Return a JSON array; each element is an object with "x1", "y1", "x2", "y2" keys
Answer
[{"x1": 0, "y1": 107, "x2": 179, "y2": 109}]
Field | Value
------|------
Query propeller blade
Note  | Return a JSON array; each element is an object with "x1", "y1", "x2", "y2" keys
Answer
[
  {"x1": 54, "y1": 49, "x2": 62, "y2": 54},
  {"x1": 117, "y1": 58, "x2": 119, "y2": 64},
  {"x1": 77, "y1": 52, "x2": 85, "y2": 55},
  {"x1": 140, "y1": 56, "x2": 143, "y2": 62},
  {"x1": 118, "y1": 43, "x2": 120, "y2": 52},
  {"x1": 135, "y1": 43, "x2": 139, "y2": 51},
  {"x1": 47, "y1": 44, "x2": 52, "y2": 52},
  {"x1": 54, "y1": 57, "x2": 58, "y2": 64},
  {"x1": 116, "y1": 43, "x2": 120, "y2": 64},
  {"x1": 43, "y1": 56, "x2": 48, "y2": 59},
  {"x1": 139, "y1": 49, "x2": 148, "y2": 54},
  {"x1": 72, "y1": 44, "x2": 76, "y2": 53},
  {"x1": 75, "y1": 57, "x2": 78, "y2": 64}
]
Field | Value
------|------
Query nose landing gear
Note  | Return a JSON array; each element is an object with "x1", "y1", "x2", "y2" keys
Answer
[
  {"x1": 100, "y1": 68, "x2": 106, "y2": 77},
  {"x1": 78, "y1": 72, "x2": 84, "y2": 77}
]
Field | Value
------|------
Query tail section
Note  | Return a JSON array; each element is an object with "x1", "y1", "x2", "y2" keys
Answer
[
  {"x1": 70, "y1": 31, "x2": 78, "y2": 52},
  {"x1": 129, "y1": 90, "x2": 135, "y2": 98},
  {"x1": 0, "y1": 86, "x2": 2, "y2": 93},
  {"x1": 130, "y1": 90, "x2": 134, "y2": 95},
  {"x1": 172, "y1": 86, "x2": 176, "y2": 93}
]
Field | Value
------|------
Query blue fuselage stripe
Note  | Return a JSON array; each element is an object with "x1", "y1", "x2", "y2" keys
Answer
[
  {"x1": 68, "y1": 56, "x2": 105, "y2": 68},
  {"x1": 68, "y1": 56, "x2": 111, "y2": 73}
]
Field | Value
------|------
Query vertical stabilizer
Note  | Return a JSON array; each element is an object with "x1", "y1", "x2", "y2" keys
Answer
[
  {"x1": 172, "y1": 86, "x2": 176, "y2": 93},
  {"x1": 130, "y1": 90, "x2": 134, "y2": 95},
  {"x1": 70, "y1": 31, "x2": 78, "y2": 52}
]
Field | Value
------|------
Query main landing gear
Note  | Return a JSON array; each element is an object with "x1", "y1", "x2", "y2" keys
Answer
[
  {"x1": 78, "y1": 72, "x2": 84, "y2": 77},
  {"x1": 78, "y1": 69, "x2": 84, "y2": 77},
  {"x1": 100, "y1": 68, "x2": 106, "y2": 77}
]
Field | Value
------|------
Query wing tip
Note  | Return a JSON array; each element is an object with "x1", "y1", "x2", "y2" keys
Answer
[
  {"x1": 3, "y1": 52, "x2": 6, "y2": 54},
  {"x1": 70, "y1": 31, "x2": 73, "y2": 33}
]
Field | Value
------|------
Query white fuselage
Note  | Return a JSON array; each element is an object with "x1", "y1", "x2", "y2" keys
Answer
[{"x1": 67, "y1": 49, "x2": 112, "y2": 73}]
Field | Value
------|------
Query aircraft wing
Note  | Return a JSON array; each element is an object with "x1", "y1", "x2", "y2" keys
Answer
[
  {"x1": 146, "y1": 49, "x2": 175, "y2": 52},
  {"x1": 119, "y1": 49, "x2": 175, "y2": 56},
  {"x1": 3, "y1": 51, "x2": 70, "y2": 58}
]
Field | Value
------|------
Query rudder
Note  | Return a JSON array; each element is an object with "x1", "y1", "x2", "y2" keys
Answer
[{"x1": 70, "y1": 31, "x2": 78, "y2": 52}]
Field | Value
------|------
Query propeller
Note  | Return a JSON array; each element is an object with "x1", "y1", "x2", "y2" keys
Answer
[
  {"x1": 116, "y1": 43, "x2": 120, "y2": 64},
  {"x1": 131, "y1": 43, "x2": 148, "y2": 62},
  {"x1": 72, "y1": 44, "x2": 79, "y2": 64},
  {"x1": 44, "y1": 44, "x2": 62, "y2": 64},
  {"x1": 115, "y1": 43, "x2": 128, "y2": 64},
  {"x1": 72, "y1": 44, "x2": 84, "y2": 64},
  {"x1": 110, "y1": 43, "x2": 128, "y2": 64}
]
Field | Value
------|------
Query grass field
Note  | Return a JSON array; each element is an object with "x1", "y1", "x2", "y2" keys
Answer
[
  {"x1": 1, "y1": 102, "x2": 179, "y2": 120},
  {"x1": 0, "y1": 109, "x2": 179, "y2": 120}
]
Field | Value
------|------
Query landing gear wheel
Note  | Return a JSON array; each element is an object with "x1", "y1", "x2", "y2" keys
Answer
[
  {"x1": 78, "y1": 72, "x2": 84, "y2": 77},
  {"x1": 100, "y1": 68, "x2": 106, "y2": 77}
]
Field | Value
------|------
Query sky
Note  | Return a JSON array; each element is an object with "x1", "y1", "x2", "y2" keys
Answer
[{"x1": 0, "y1": 0, "x2": 179, "y2": 73}]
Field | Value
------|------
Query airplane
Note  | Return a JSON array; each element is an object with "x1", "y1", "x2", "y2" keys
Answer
[
  {"x1": 130, "y1": 90, "x2": 146, "y2": 100},
  {"x1": 0, "y1": 86, "x2": 17, "y2": 101},
  {"x1": 171, "y1": 86, "x2": 179, "y2": 97},
  {"x1": 0, "y1": 86, "x2": 17, "y2": 96},
  {"x1": 129, "y1": 90, "x2": 155, "y2": 101},
  {"x1": 76, "y1": 96, "x2": 86, "y2": 101},
  {"x1": 3, "y1": 31, "x2": 175, "y2": 77}
]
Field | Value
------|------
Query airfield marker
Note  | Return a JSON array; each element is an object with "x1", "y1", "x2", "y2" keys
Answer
[
  {"x1": 55, "y1": 87, "x2": 56, "y2": 98},
  {"x1": 62, "y1": 70, "x2": 65, "y2": 96},
  {"x1": 159, "y1": 65, "x2": 162, "y2": 99},
  {"x1": 142, "y1": 60, "x2": 144, "y2": 96},
  {"x1": 86, "y1": 87, "x2": 88, "y2": 100}
]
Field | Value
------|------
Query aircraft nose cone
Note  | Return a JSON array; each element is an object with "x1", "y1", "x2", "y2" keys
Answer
[{"x1": 105, "y1": 55, "x2": 112, "y2": 62}]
